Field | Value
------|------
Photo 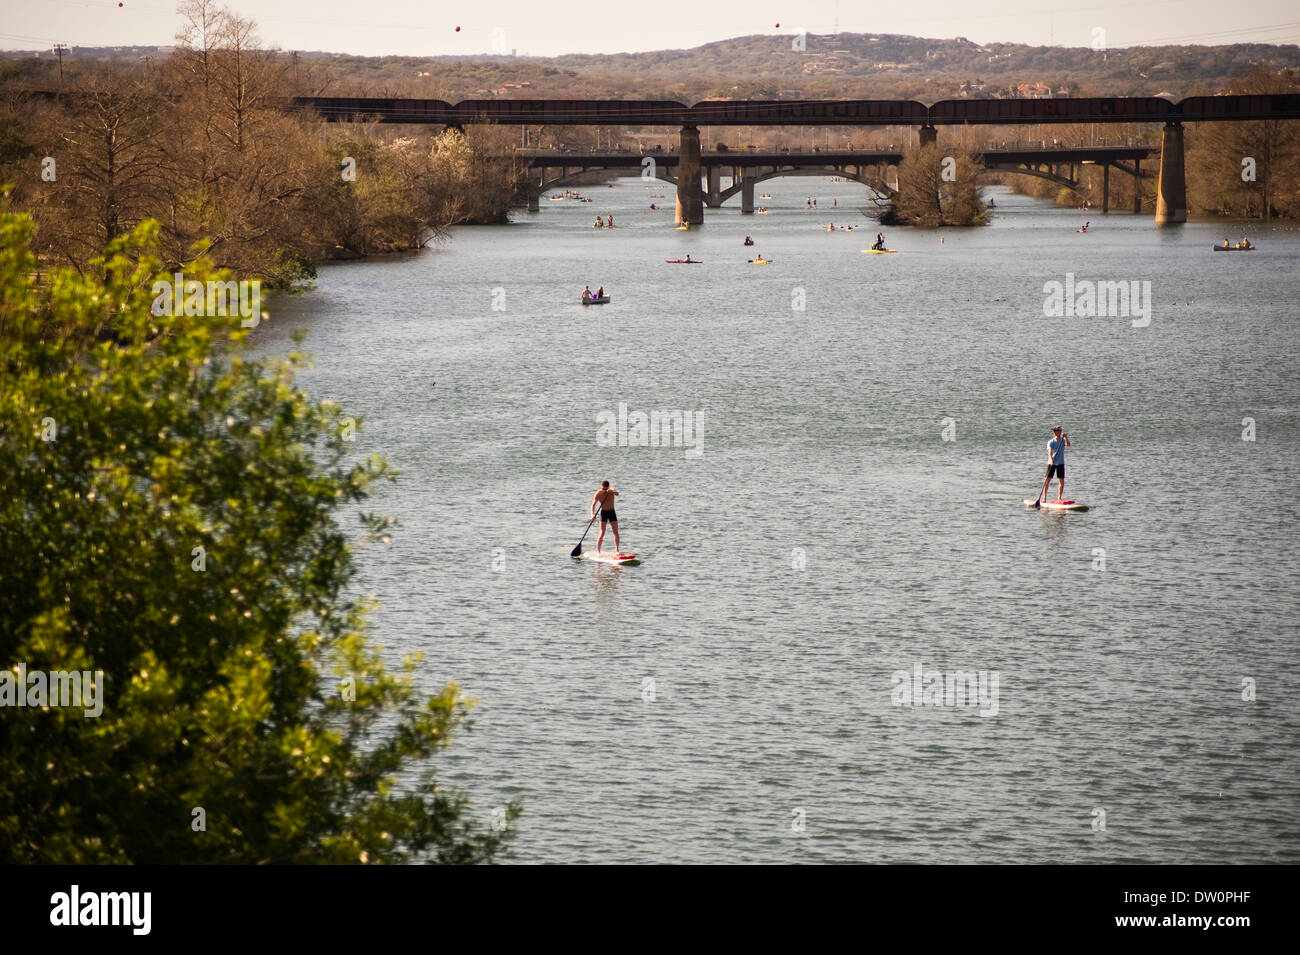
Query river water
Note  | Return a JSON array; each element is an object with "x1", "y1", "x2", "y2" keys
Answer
[{"x1": 257, "y1": 178, "x2": 1300, "y2": 863}]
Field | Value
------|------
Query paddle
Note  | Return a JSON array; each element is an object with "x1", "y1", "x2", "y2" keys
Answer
[
  {"x1": 1034, "y1": 465, "x2": 1053, "y2": 510},
  {"x1": 570, "y1": 504, "x2": 602, "y2": 557}
]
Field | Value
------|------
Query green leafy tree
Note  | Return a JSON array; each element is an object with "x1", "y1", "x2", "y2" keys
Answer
[{"x1": 0, "y1": 210, "x2": 518, "y2": 863}]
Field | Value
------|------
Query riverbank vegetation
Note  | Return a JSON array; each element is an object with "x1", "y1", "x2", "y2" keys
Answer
[
  {"x1": 0, "y1": 210, "x2": 519, "y2": 862},
  {"x1": 0, "y1": 1, "x2": 526, "y2": 284}
]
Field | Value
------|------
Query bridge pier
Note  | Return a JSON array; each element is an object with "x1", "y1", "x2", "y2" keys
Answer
[
  {"x1": 527, "y1": 192, "x2": 539, "y2": 213},
  {"x1": 1155, "y1": 122, "x2": 1187, "y2": 225},
  {"x1": 706, "y1": 166, "x2": 722, "y2": 208},
  {"x1": 741, "y1": 177, "x2": 754, "y2": 214},
  {"x1": 1102, "y1": 164, "x2": 1109, "y2": 214},
  {"x1": 918, "y1": 125, "x2": 937, "y2": 148},
  {"x1": 1133, "y1": 160, "x2": 1142, "y2": 213},
  {"x1": 675, "y1": 125, "x2": 704, "y2": 225}
]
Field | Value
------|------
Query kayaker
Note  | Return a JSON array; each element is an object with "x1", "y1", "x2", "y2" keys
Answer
[
  {"x1": 607, "y1": 215, "x2": 614, "y2": 228},
  {"x1": 684, "y1": 254, "x2": 692, "y2": 263},
  {"x1": 591, "y1": 481, "x2": 620, "y2": 555}
]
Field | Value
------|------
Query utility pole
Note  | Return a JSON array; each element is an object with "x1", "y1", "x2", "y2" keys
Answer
[{"x1": 52, "y1": 43, "x2": 68, "y2": 84}]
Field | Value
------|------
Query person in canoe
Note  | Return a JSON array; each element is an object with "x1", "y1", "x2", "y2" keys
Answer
[
  {"x1": 591, "y1": 480, "x2": 620, "y2": 554},
  {"x1": 582, "y1": 285, "x2": 593, "y2": 303},
  {"x1": 1036, "y1": 425, "x2": 1071, "y2": 504},
  {"x1": 1239, "y1": 237, "x2": 1252, "y2": 250},
  {"x1": 595, "y1": 286, "x2": 604, "y2": 300},
  {"x1": 1219, "y1": 238, "x2": 1231, "y2": 250},
  {"x1": 743, "y1": 236, "x2": 754, "y2": 246}
]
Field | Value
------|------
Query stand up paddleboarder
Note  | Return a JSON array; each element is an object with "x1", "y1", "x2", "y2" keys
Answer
[
  {"x1": 1037, "y1": 425, "x2": 1071, "y2": 504},
  {"x1": 591, "y1": 481, "x2": 620, "y2": 554}
]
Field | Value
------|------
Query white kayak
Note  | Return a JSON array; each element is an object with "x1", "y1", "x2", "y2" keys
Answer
[
  {"x1": 1024, "y1": 499, "x2": 1090, "y2": 512},
  {"x1": 579, "y1": 551, "x2": 641, "y2": 565}
]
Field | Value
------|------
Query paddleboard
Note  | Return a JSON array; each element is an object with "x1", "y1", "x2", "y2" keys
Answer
[
  {"x1": 862, "y1": 249, "x2": 898, "y2": 254},
  {"x1": 580, "y1": 551, "x2": 640, "y2": 565},
  {"x1": 1024, "y1": 499, "x2": 1090, "y2": 512}
]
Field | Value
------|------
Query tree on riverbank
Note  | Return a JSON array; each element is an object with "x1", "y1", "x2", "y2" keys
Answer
[
  {"x1": 0, "y1": 211, "x2": 519, "y2": 863},
  {"x1": 0, "y1": 1, "x2": 525, "y2": 281},
  {"x1": 1186, "y1": 67, "x2": 1300, "y2": 219}
]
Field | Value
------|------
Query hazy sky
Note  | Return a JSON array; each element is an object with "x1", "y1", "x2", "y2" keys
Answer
[{"x1": 2, "y1": 0, "x2": 1298, "y2": 56}]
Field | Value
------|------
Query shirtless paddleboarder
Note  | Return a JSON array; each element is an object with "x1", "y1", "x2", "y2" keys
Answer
[{"x1": 591, "y1": 480, "x2": 621, "y2": 554}]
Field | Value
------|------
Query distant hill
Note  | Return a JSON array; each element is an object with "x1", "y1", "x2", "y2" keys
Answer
[{"x1": 4, "y1": 32, "x2": 1297, "y2": 103}]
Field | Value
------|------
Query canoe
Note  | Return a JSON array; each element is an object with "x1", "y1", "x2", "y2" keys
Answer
[
  {"x1": 1212, "y1": 246, "x2": 1254, "y2": 251},
  {"x1": 581, "y1": 296, "x2": 611, "y2": 305},
  {"x1": 665, "y1": 259, "x2": 702, "y2": 264}
]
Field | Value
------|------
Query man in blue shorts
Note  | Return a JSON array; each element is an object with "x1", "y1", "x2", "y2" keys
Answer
[{"x1": 1037, "y1": 425, "x2": 1071, "y2": 506}]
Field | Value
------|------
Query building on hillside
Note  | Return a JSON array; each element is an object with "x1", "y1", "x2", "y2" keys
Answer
[{"x1": 1015, "y1": 82, "x2": 1052, "y2": 98}]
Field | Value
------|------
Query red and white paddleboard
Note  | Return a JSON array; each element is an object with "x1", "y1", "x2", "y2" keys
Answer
[
  {"x1": 581, "y1": 551, "x2": 640, "y2": 565},
  {"x1": 1024, "y1": 499, "x2": 1090, "y2": 512}
]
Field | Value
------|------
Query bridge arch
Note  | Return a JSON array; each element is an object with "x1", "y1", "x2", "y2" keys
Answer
[
  {"x1": 985, "y1": 162, "x2": 1086, "y2": 197},
  {"x1": 715, "y1": 164, "x2": 897, "y2": 205},
  {"x1": 536, "y1": 165, "x2": 677, "y2": 194}
]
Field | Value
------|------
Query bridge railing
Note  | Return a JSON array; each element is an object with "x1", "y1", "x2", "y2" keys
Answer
[{"x1": 514, "y1": 137, "x2": 1156, "y2": 156}]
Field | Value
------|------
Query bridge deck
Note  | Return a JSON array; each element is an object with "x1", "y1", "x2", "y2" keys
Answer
[
  {"x1": 291, "y1": 94, "x2": 1300, "y2": 126},
  {"x1": 517, "y1": 146, "x2": 1158, "y2": 168}
]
